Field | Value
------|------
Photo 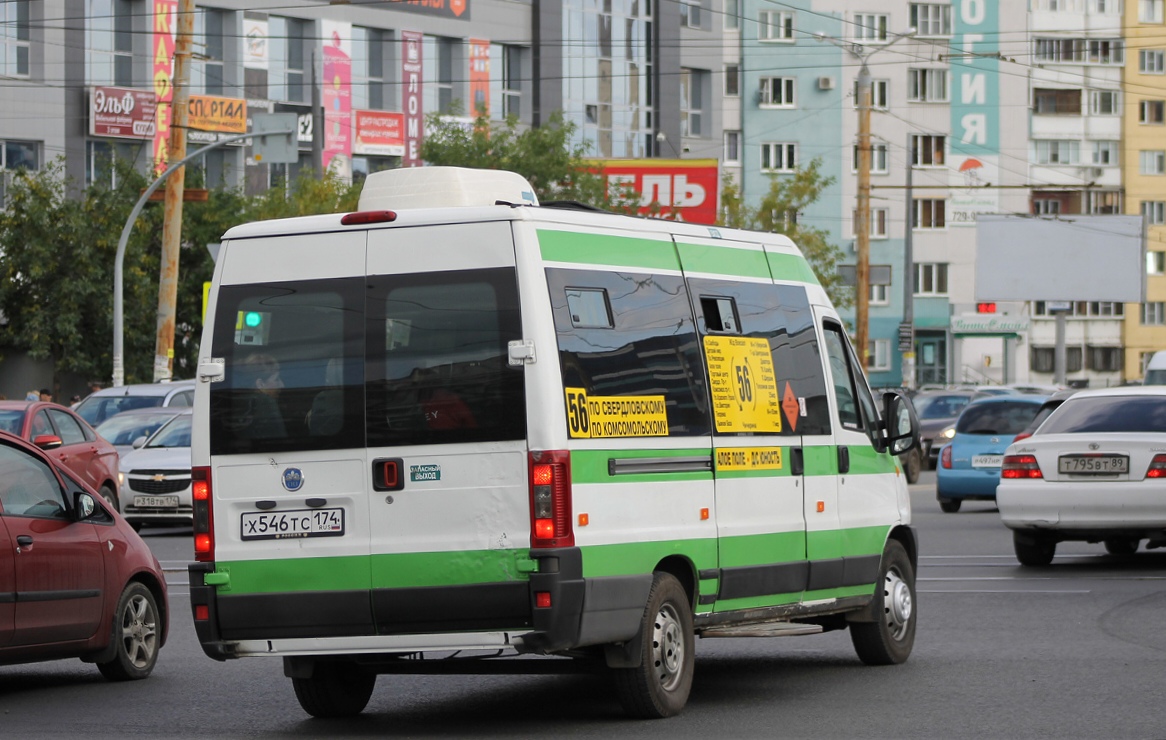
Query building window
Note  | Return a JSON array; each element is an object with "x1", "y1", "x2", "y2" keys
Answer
[
  {"x1": 870, "y1": 282, "x2": 890, "y2": 306},
  {"x1": 1141, "y1": 150, "x2": 1166, "y2": 174},
  {"x1": 1033, "y1": 198, "x2": 1061, "y2": 215},
  {"x1": 1031, "y1": 347, "x2": 1084, "y2": 373},
  {"x1": 759, "y1": 11, "x2": 794, "y2": 41},
  {"x1": 759, "y1": 76, "x2": 796, "y2": 107},
  {"x1": 1034, "y1": 38, "x2": 1085, "y2": 63},
  {"x1": 490, "y1": 44, "x2": 522, "y2": 120},
  {"x1": 681, "y1": 1, "x2": 702, "y2": 28},
  {"x1": 1, "y1": 0, "x2": 30, "y2": 77},
  {"x1": 908, "y1": 69, "x2": 949, "y2": 102},
  {"x1": 853, "y1": 143, "x2": 889, "y2": 173},
  {"x1": 914, "y1": 263, "x2": 949, "y2": 295},
  {"x1": 761, "y1": 143, "x2": 798, "y2": 172},
  {"x1": 1141, "y1": 100, "x2": 1166, "y2": 124},
  {"x1": 854, "y1": 79, "x2": 889, "y2": 109},
  {"x1": 910, "y1": 134, "x2": 946, "y2": 166},
  {"x1": 867, "y1": 339, "x2": 892, "y2": 371},
  {"x1": 853, "y1": 208, "x2": 890, "y2": 238},
  {"x1": 1089, "y1": 90, "x2": 1120, "y2": 114},
  {"x1": 0, "y1": 139, "x2": 38, "y2": 205},
  {"x1": 1088, "y1": 190, "x2": 1122, "y2": 213},
  {"x1": 1145, "y1": 302, "x2": 1166, "y2": 325},
  {"x1": 913, "y1": 199, "x2": 946, "y2": 229},
  {"x1": 351, "y1": 27, "x2": 386, "y2": 111},
  {"x1": 1090, "y1": 0, "x2": 1120, "y2": 12},
  {"x1": 680, "y1": 68, "x2": 706, "y2": 137},
  {"x1": 1142, "y1": 201, "x2": 1166, "y2": 224},
  {"x1": 1141, "y1": 49, "x2": 1166, "y2": 73},
  {"x1": 910, "y1": 4, "x2": 952, "y2": 37},
  {"x1": 1035, "y1": 140, "x2": 1080, "y2": 165},
  {"x1": 853, "y1": 13, "x2": 889, "y2": 41},
  {"x1": 1140, "y1": 0, "x2": 1164, "y2": 23},
  {"x1": 1148, "y1": 251, "x2": 1166, "y2": 275},
  {"x1": 1033, "y1": 88, "x2": 1080, "y2": 114},
  {"x1": 269, "y1": 16, "x2": 306, "y2": 103},
  {"x1": 724, "y1": 131, "x2": 740, "y2": 164},
  {"x1": 724, "y1": 0, "x2": 740, "y2": 31},
  {"x1": 424, "y1": 37, "x2": 456, "y2": 115},
  {"x1": 1087, "y1": 346, "x2": 1123, "y2": 372},
  {"x1": 1087, "y1": 39, "x2": 1124, "y2": 64},
  {"x1": 87, "y1": 0, "x2": 135, "y2": 86},
  {"x1": 1033, "y1": 301, "x2": 1124, "y2": 318},
  {"x1": 193, "y1": 8, "x2": 227, "y2": 96},
  {"x1": 724, "y1": 63, "x2": 740, "y2": 97},
  {"x1": 1092, "y1": 140, "x2": 1118, "y2": 165}
]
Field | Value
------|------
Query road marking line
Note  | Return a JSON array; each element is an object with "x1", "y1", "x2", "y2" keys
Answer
[{"x1": 920, "y1": 589, "x2": 1091, "y2": 594}]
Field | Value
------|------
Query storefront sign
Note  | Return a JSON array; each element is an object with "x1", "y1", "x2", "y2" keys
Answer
[
  {"x1": 593, "y1": 159, "x2": 720, "y2": 224},
  {"x1": 152, "y1": 0, "x2": 177, "y2": 174},
  {"x1": 321, "y1": 20, "x2": 353, "y2": 178},
  {"x1": 401, "y1": 30, "x2": 424, "y2": 168},
  {"x1": 188, "y1": 95, "x2": 247, "y2": 133},
  {"x1": 469, "y1": 38, "x2": 490, "y2": 117},
  {"x1": 950, "y1": 314, "x2": 1029, "y2": 334},
  {"x1": 90, "y1": 86, "x2": 157, "y2": 139},
  {"x1": 379, "y1": 0, "x2": 471, "y2": 20},
  {"x1": 353, "y1": 110, "x2": 405, "y2": 156}
]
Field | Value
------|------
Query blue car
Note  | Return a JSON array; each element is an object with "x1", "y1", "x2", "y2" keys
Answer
[{"x1": 936, "y1": 395, "x2": 1047, "y2": 513}]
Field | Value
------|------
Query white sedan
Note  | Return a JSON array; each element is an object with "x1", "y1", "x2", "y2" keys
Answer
[{"x1": 997, "y1": 386, "x2": 1166, "y2": 566}]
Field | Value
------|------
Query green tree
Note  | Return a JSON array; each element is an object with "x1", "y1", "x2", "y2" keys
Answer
[{"x1": 718, "y1": 159, "x2": 851, "y2": 309}]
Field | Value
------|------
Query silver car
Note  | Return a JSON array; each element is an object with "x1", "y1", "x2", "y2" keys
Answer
[{"x1": 118, "y1": 409, "x2": 193, "y2": 530}]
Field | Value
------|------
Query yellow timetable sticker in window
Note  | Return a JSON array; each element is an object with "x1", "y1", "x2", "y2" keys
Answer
[
  {"x1": 564, "y1": 388, "x2": 670, "y2": 438},
  {"x1": 703, "y1": 335, "x2": 782, "y2": 433}
]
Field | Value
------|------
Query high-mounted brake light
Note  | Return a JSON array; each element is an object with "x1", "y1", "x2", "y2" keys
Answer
[
  {"x1": 1002, "y1": 454, "x2": 1043, "y2": 479},
  {"x1": 340, "y1": 210, "x2": 397, "y2": 226},
  {"x1": 192, "y1": 466, "x2": 215, "y2": 562},
  {"x1": 529, "y1": 450, "x2": 573, "y2": 548},
  {"x1": 1147, "y1": 454, "x2": 1166, "y2": 478}
]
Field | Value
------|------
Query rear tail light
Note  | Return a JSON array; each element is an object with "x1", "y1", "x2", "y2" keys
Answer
[
  {"x1": 530, "y1": 450, "x2": 573, "y2": 548},
  {"x1": 1002, "y1": 454, "x2": 1043, "y2": 479},
  {"x1": 940, "y1": 445, "x2": 952, "y2": 469},
  {"x1": 1147, "y1": 454, "x2": 1166, "y2": 478},
  {"x1": 192, "y1": 466, "x2": 215, "y2": 562}
]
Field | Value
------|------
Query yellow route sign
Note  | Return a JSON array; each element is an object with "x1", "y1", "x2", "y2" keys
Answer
[
  {"x1": 715, "y1": 446, "x2": 783, "y2": 472},
  {"x1": 564, "y1": 388, "x2": 670, "y2": 438},
  {"x1": 703, "y1": 336, "x2": 782, "y2": 433}
]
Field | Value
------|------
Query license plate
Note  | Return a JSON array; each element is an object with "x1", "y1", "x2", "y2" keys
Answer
[
  {"x1": 971, "y1": 454, "x2": 1003, "y2": 468},
  {"x1": 134, "y1": 495, "x2": 179, "y2": 508},
  {"x1": 1058, "y1": 454, "x2": 1129, "y2": 475},
  {"x1": 240, "y1": 508, "x2": 345, "y2": 540}
]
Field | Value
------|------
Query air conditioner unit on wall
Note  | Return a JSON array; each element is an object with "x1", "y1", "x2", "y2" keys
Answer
[{"x1": 817, "y1": 76, "x2": 835, "y2": 90}]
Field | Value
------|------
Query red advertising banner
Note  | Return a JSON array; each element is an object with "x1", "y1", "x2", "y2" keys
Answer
[
  {"x1": 90, "y1": 86, "x2": 157, "y2": 139},
  {"x1": 353, "y1": 110, "x2": 405, "y2": 156},
  {"x1": 388, "y1": 0, "x2": 471, "y2": 20},
  {"x1": 401, "y1": 30, "x2": 424, "y2": 168},
  {"x1": 469, "y1": 38, "x2": 490, "y2": 117},
  {"x1": 321, "y1": 20, "x2": 353, "y2": 176},
  {"x1": 152, "y1": 0, "x2": 177, "y2": 174},
  {"x1": 594, "y1": 159, "x2": 721, "y2": 224}
]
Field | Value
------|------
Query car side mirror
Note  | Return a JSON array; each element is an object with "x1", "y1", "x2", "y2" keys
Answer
[
  {"x1": 33, "y1": 434, "x2": 63, "y2": 450},
  {"x1": 881, "y1": 391, "x2": 920, "y2": 457},
  {"x1": 74, "y1": 491, "x2": 98, "y2": 521},
  {"x1": 132, "y1": 435, "x2": 148, "y2": 449}
]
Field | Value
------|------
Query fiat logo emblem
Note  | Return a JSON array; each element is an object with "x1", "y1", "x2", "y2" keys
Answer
[{"x1": 282, "y1": 467, "x2": 304, "y2": 492}]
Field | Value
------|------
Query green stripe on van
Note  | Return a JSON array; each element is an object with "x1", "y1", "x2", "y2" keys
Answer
[
  {"x1": 766, "y1": 251, "x2": 821, "y2": 285},
  {"x1": 807, "y1": 525, "x2": 889, "y2": 560},
  {"x1": 580, "y1": 538, "x2": 719, "y2": 578},
  {"x1": 571, "y1": 448, "x2": 713, "y2": 484},
  {"x1": 538, "y1": 229, "x2": 680, "y2": 271},
  {"x1": 675, "y1": 241, "x2": 771, "y2": 280}
]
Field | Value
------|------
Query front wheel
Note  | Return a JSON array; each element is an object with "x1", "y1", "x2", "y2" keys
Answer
[
  {"x1": 1104, "y1": 538, "x2": 1139, "y2": 556},
  {"x1": 850, "y1": 540, "x2": 916, "y2": 665},
  {"x1": 293, "y1": 662, "x2": 376, "y2": 718},
  {"x1": 612, "y1": 572, "x2": 695, "y2": 719},
  {"x1": 97, "y1": 582, "x2": 160, "y2": 681},
  {"x1": 904, "y1": 449, "x2": 921, "y2": 484},
  {"x1": 1013, "y1": 530, "x2": 1056, "y2": 567}
]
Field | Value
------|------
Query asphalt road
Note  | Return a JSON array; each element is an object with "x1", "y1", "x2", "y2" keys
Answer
[{"x1": 3, "y1": 471, "x2": 1165, "y2": 739}]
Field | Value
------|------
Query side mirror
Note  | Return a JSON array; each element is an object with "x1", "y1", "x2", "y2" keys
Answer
[
  {"x1": 881, "y1": 391, "x2": 920, "y2": 457},
  {"x1": 74, "y1": 491, "x2": 98, "y2": 521},
  {"x1": 33, "y1": 434, "x2": 63, "y2": 450},
  {"x1": 131, "y1": 435, "x2": 148, "y2": 449}
]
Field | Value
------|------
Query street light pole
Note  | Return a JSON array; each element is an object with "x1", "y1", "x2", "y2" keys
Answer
[{"x1": 855, "y1": 61, "x2": 873, "y2": 368}]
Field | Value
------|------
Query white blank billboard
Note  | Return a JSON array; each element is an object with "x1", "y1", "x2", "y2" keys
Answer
[{"x1": 975, "y1": 214, "x2": 1144, "y2": 302}]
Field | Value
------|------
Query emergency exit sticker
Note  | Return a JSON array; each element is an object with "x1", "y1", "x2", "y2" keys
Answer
[
  {"x1": 410, "y1": 464, "x2": 441, "y2": 482},
  {"x1": 703, "y1": 336, "x2": 782, "y2": 433},
  {"x1": 564, "y1": 388, "x2": 669, "y2": 438},
  {"x1": 715, "y1": 447, "x2": 783, "y2": 472}
]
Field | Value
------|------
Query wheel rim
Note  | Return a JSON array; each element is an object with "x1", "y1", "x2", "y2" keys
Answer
[
  {"x1": 119, "y1": 593, "x2": 158, "y2": 669},
  {"x1": 651, "y1": 602, "x2": 686, "y2": 692},
  {"x1": 883, "y1": 567, "x2": 913, "y2": 641}
]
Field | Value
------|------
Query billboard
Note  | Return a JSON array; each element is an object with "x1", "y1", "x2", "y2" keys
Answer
[
  {"x1": 401, "y1": 31, "x2": 424, "y2": 167},
  {"x1": 353, "y1": 110, "x2": 405, "y2": 156},
  {"x1": 90, "y1": 86, "x2": 156, "y2": 139},
  {"x1": 594, "y1": 159, "x2": 720, "y2": 224},
  {"x1": 949, "y1": 0, "x2": 1001, "y2": 225},
  {"x1": 187, "y1": 95, "x2": 246, "y2": 133},
  {"x1": 321, "y1": 20, "x2": 353, "y2": 178}
]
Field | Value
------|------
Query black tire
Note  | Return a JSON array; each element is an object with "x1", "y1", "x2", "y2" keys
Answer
[
  {"x1": 938, "y1": 496, "x2": 961, "y2": 513},
  {"x1": 99, "y1": 484, "x2": 119, "y2": 512},
  {"x1": 850, "y1": 540, "x2": 916, "y2": 666},
  {"x1": 293, "y1": 662, "x2": 376, "y2": 718},
  {"x1": 612, "y1": 572, "x2": 695, "y2": 719},
  {"x1": 1013, "y1": 530, "x2": 1056, "y2": 567},
  {"x1": 97, "y1": 582, "x2": 161, "y2": 681},
  {"x1": 1104, "y1": 538, "x2": 1139, "y2": 556},
  {"x1": 904, "y1": 449, "x2": 921, "y2": 484}
]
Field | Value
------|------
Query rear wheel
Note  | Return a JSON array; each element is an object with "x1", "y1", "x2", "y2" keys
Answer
[
  {"x1": 903, "y1": 449, "x2": 922, "y2": 484},
  {"x1": 97, "y1": 582, "x2": 160, "y2": 681},
  {"x1": 1013, "y1": 531, "x2": 1056, "y2": 567},
  {"x1": 612, "y1": 572, "x2": 694, "y2": 719},
  {"x1": 850, "y1": 540, "x2": 916, "y2": 665},
  {"x1": 1104, "y1": 538, "x2": 1139, "y2": 555},
  {"x1": 293, "y1": 662, "x2": 376, "y2": 718},
  {"x1": 937, "y1": 496, "x2": 961, "y2": 513}
]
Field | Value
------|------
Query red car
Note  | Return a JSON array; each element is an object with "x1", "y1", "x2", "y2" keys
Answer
[
  {"x1": 0, "y1": 430, "x2": 168, "y2": 678},
  {"x1": 0, "y1": 400, "x2": 121, "y2": 509}
]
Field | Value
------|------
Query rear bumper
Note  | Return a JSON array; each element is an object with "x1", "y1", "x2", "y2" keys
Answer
[
  {"x1": 998, "y1": 480, "x2": 1166, "y2": 533},
  {"x1": 189, "y1": 548, "x2": 650, "y2": 661},
  {"x1": 936, "y1": 466, "x2": 1001, "y2": 498}
]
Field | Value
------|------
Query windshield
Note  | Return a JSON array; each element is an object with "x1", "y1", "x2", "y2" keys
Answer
[
  {"x1": 1145, "y1": 369, "x2": 1166, "y2": 385},
  {"x1": 913, "y1": 394, "x2": 971, "y2": 420},
  {"x1": 96, "y1": 413, "x2": 174, "y2": 447},
  {"x1": 75, "y1": 395, "x2": 166, "y2": 426},
  {"x1": 956, "y1": 401, "x2": 1042, "y2": 436},
  {"x1": 146, "y1": 415, "x2": 192, "y2": 448},
  {"x1": 0, "y1": 410, "x2": 26, "y2": 435},
  {"x1": 1039, "y1": 395, "x2": 1166, "y2": 434}
]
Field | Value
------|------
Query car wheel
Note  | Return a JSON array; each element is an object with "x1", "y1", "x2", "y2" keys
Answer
[
  {"x1": 937, "y1": 496, "x2": 961, "y2": 513},
  {"x1": 1104, "y1": 538, "x2": 1139, "y2": 556},
  {"x1": 850, "y1": 539, "x2": 916, "y2": 665},
  {"x1": 97, "y1": 582, "x2": 161, "y2": 681},
  {"x1": 1013, "y1": 531, "x2": 1056, "y2": 567},
  {"x1": 612, "y1": 572, "x2": 695, "y2": 719},
  {"x1": 99, "y1": 483, "x2": 119, "y2": 512},
  {"x1": 293, "y1": 661, "x2": 376, "y2": 718},
  {"x1": 904, "y1": 449, "x2": 921, "y2": 484}
]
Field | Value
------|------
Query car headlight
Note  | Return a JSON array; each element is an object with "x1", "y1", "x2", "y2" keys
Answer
[
  {"x1": 118, "y1": 472, "x2": 125, "y2": 486},
  {"x1": 941, "y1": 427, "x2": 956, "y2": 440}
]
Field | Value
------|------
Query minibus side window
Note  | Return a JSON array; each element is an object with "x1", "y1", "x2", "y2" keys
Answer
[
  {"x1": 547, "y1": 268, "x2": 711, "y2": 437},
  {"x1": 822, "y1": 322, "x2": 881, "y2": 444}
]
